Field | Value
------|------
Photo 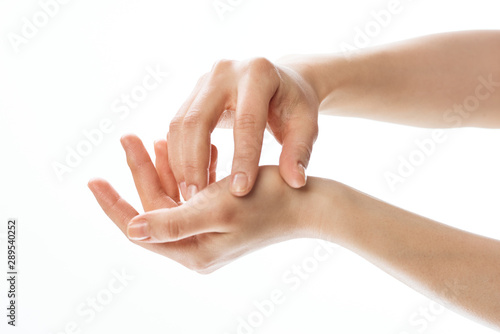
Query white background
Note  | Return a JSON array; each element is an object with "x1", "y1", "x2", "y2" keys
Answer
[{"x1": 1, "y1": 0, "x2": 500, "y2": 333}]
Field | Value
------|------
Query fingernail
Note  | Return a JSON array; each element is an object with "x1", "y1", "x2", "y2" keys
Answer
[
  {"x1": 186, "y1": 184, "x2": 198, "y2": 200},
  {"x1": 179, "y1": 181, "x2": 187, "y2": 200},
  {"x1": 231, "y1": 172, "x2": 248, "y2": 194},
  {"x1": 297, "y1": 163, "x2": 307, "y2": 186},
  {"x1": 127, "y1": 219, "x2": 150, "y2": 241}
]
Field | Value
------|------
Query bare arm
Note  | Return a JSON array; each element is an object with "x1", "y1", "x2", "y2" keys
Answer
[
  {"x1": 90, "y1": 137, "x2": 500, "y2": 330},
  {"x1": 279, "y1": 30, "x2": 500, "y2": 127},
  {"x1": 305, "y1": 176, "x2": 500, "y2": 330}
]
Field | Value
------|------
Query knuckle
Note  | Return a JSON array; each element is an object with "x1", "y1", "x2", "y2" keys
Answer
[
  {"x1": 235, "y1": 113, "x2": 259, "y2": 133},
  {"x1": 183, "y1": 159, "x2": 202, "y2": 175},
  {"x1": 182, "y1": 109, "x2": 203, "y2": 128},
  {"x1": 244, "y1": 57, "x2": 279, "y2": 85},
  {"x1": 234, "y1": 148, "x2": 259, "y2": 165},
  {"x1": 234, "y1": 144, "x2": 260, "y2": 165},
  {"x1": 294, "y1": 140, "x2": 313, "y2": 162},
  {"x1": 246, "y1": 57, "x2": 274, "y2": 74},
  {"x1": 169, "y1": 116, "x2": 183, "y2": 132},
  {"x1": 234, "y1": 134, "x2": 262, "y2": 160},
  {"x1": 163, "y1": 219, "x2": 181, "y2": 241},
  {"x1": 211, "y1": 59, "x2": 233, "y2": 73}
]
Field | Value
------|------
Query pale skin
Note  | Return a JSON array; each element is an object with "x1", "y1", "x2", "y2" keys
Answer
[
  {"x1": 89, "y1": 30, "x2": 500, "y2": 329},
  {"x1": 89, "y1": 135, "x2": 500, "y2": 330},
  {"x1": 167, "y1": 30, "x2": 500, "y2": 199}
]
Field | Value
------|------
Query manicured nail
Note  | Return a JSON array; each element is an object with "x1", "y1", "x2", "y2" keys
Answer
[
  {"x1": 186, "y1": 184, "x2": 198, "y2": 200},
  {"x1": 297, "y1": 163, "x2": 307, "y2": 186},
  {"x1": 127, "y1": 219, "x2": 150, "y2": 241},
  {"x1": 179, "y1": 181, "x2": 187, "y2": 200},
  {"x1": 231, "y1": 172, "x2": 248, "y2": 194}
]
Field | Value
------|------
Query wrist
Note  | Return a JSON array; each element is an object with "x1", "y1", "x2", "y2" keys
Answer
[
  {"x1": 275, "y1": 54, "x2": 349, "y2": 107},
  {"x1": 290, "y1": 175, "x2": 352, "y2": 243}
]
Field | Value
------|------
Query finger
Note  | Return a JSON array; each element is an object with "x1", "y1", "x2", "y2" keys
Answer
[
  {"x1": 88, "y1": 178, "x2": 139, "y2": 234},
  {"x1": 154, "y1": 139, "x2": 180, "y2": 202},
  {"x1": 181, "y1": 83, "x2": 230, "y2": 201},
  {"x1": 168, "y1": 74, "x2": 208, "y2": 200},
  {"x1": 278, "y1": 113, "x2": 318, "y2": 188},
  {"x1": 88, "y1": 178, "x2": 195, "y2": 262},
  {"x1": 230, "y1": 72, "x2": 278, "y2": 196},
  {"x1": 209, "y1": 144, "x2": 218, "y2": 184},
  {"x1": 121, "y1": 134, "x2": 177, "y2": 211},
  {"x1": 126, "y1": 199, "x2": 226, "y2": 243}
]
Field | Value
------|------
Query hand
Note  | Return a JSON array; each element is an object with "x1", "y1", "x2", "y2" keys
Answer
[
  {"x1": 167, "y1": 57, "x2": 320, "y2": 200},
  {"x1": 88, "y1": 134, "x2": 319, "y2": 274}
]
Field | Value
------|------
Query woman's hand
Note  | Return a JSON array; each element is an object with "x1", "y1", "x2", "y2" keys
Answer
[
  {"x1": 88, "y1": 134, "x2": 321, "y2": 274},
  {"x1": 167, "y1": 57, "x2": 320, "y2": 200}
]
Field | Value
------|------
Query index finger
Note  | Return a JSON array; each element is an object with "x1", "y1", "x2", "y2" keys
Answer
[
  {"x1": 88, "y1": 178, "x2": 196, "y2": 265},
  {"x1": 181, "y1": 81, "x2": 232, "y2": 200},
  {"x1": 88, "y1": 178, "x2": 139, "y2": 234},
  {"x1": 230, "y1": 61, "x2": 279, "y2": 196}
]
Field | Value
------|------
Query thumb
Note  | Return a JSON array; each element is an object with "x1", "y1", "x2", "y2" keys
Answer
[
  {"x1": 126, "y1": 200, "x2": 222, "y2": 243},
  {"x1": 279, "y1": 115, "x2": 318, "y2": 188}
]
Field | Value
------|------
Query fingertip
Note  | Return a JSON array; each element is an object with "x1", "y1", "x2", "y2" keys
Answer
[
  {"x1": 186, "y1": 184, "x2": 199, "y2": 201},
  {"x1": 128, "y1": 210, "x2": 178, "y2": 243},
  {"x1": 231, "y1": 190, "x2": 250, "y2": 197},
  {"x1": 155, "y1": 138, "x2": 167, "y2": 146},
  {"x1": 87, "y1": 180, "x2": 96, "y2": 192},
  {"x1": 153, "y1": 139, "x2": 161, "y2": 152},
  {"x1": 127, "y1": 217, "x2": 151, "y2": 241},
  {"x1": 88, "y1": 177, "x2": 107, "y2": 191},
  {"x1": 210, "y1": 144, "x2": 218, "y2": 157},
  {"x1": 120, "y1": 133, "x2": 133, "y2": 145},
  {"x1": 87, "y1": 178, "x2": 96, "y2": 189},
  {"x1": 179, "y1": 181, "x2": 188, "y2": 200},
  {"x1": 121, "y1": 133, "x2": 143, "y2": 148},
  {"x1": 209, "y1": 145, "x2": 218, "y2": 184},
  {"x1": 209, "y1": 170, "x2": 217, "y2": 184},
  {"x1": 210, "y1": 144, "x2": 218, "y2": 168},
  {"x1": 154, "y1": 139, "x2": 168, "y2": 153},
  {"x1": 296, "y1": 162, "x2": 307, "y2": 187},
  {"x1": 230, "y1": 171, "x2": 251, "y2": 196},
  {"x1": 280, "y1": 162, "x2": 307, "y2": 188}
]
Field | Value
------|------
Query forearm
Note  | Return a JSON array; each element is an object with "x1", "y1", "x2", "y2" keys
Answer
[
  {"x1": 279, "y1": 30, "x2": 500, "y2": 128},
  {"x1": 299, "y1": 177, "x2": 500, "y2": 329}
]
